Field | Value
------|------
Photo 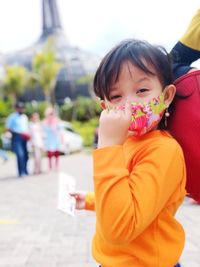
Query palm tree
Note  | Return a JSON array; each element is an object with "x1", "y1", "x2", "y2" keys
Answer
[{"x1": 32, "y1": 39, "x2": 61, "y2": 105}]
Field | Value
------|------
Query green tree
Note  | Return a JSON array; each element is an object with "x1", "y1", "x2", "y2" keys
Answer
[
  {"x1": 32, "y1": 39, "x2": 62, "y2": 105},
  {"x1": 1, "y1": 65, "x2": 30, "y2": 103}
]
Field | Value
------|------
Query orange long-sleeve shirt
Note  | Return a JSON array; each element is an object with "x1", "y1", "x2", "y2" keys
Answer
[{"x1": 86, "y1": 130, "x2": 186, "y2": 267}]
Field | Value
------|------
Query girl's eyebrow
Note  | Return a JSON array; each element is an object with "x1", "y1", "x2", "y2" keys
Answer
[
  {"x1": 110, "y1": 86, "x2": 118, "y2": 92},
  {"x1": 135, "y1": 76, "x2": 150, "y2": 83},
  {"x1": 110, "y1": 76, "x2": 151, "y2": 92}
]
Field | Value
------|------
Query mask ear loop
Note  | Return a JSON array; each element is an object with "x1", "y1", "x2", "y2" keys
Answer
[{"x1": 164, "y1": 107, "x2": 170, "y2": 127}]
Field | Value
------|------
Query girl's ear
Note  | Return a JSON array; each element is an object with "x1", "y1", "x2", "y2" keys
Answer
[
  {"x1": 163, "y1": 84, "x2": 176, "y2": 107},
  {"x1": 100, "y1": 100, "x2": 106, "y2": 110}
]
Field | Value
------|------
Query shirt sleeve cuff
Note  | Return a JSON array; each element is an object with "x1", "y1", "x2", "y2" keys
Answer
[{"x1": 85, "y1": 192, "x2": 95, "y2": 211}]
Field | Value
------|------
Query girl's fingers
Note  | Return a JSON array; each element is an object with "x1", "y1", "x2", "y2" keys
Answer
[
  {"x1": 69, "y1": 192, "x2": 79, "y2": 199},
  {"x1": 69, "y1": 192, "x2": 85, "y2": 200}
]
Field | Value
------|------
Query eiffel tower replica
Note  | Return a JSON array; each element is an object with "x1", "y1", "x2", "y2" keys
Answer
[{"x1": 5, "y1": 0, "x2": 99, "y2": 103}]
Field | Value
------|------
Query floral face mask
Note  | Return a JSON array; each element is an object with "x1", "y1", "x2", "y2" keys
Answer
[{"x1": 119, "y1": 94, "x2": 167, "y2": 137}]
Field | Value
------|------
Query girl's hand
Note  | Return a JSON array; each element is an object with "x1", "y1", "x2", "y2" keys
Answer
[
  {"x1": 69, "y1": 191, "x2": 86, "y2": 210},
  {"x1": 98, "y1": 102, "x2": 132, "y2": 148}
]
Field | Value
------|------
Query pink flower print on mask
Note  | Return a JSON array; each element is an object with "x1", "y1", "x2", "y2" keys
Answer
[
  {"x1": 129, "y1": 115, "x2": 148, "y2": 132},
  {"x1": 118, "y1": 94, "x2": 166, "y2": 137}
]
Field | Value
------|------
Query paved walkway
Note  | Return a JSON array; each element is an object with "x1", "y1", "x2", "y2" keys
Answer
[{"x1": 0, "y1": 152, "x2": 199, "y2": 267}]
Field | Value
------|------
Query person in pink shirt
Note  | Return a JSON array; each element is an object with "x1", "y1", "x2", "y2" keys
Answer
[{"x1": 43, "y1": 107, "x2": 62, "y2": 171}]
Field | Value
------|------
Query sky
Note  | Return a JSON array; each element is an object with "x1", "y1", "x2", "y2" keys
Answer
[{"x1": 0, "y1": 0, "x2": 199, "y2": 59}]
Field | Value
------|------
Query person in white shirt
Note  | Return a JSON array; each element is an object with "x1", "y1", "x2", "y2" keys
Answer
[{"x1": 6, "y1": 102, "x2": 30, "y2": 177}]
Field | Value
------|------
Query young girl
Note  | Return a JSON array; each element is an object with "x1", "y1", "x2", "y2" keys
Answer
[
  {"x1": 71, "y1": 39, "x2": 186, "y2": 267},
  {"x1": 43, "y1": 107, "x2": 62, "y2": 171},
  {"x1": 29, "y1": 112, "x2": 44, "y2": 174}
]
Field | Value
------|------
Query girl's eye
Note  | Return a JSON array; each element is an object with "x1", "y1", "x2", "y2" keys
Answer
[
  {"x1": 110, "y1": 95, "x2": 121, "y2": 100},
  {"x1": 137, "y1": 88, "x2": 149, "y2": 94}
]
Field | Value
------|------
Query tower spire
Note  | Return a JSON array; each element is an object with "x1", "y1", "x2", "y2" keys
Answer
[{"x1": 42, "y1": 0, "x2": 62, "y2": 37}]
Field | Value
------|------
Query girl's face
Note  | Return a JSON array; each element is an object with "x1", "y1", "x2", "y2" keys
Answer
[
  {"x1": 31, "y1": 113, "x2": 39, "y2": 122},
  {"x1": 105, "y1": 61, "x2": 165, "y2": 107}
]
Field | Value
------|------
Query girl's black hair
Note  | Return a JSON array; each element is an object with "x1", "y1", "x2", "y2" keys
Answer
[{"x1": 93, "y1": 39, "x2": 174, "y2": 130}]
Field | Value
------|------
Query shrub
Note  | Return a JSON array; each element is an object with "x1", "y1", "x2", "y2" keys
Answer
[
  {"x1": 72, "y1": 118, "x2": 99, "y2": 147},
  {"x1": 0, "y1": 100, "x2": 13, "y2": 119},
  {"x1": 60, "y1": 96, "x2": 101, "y2": 122}
]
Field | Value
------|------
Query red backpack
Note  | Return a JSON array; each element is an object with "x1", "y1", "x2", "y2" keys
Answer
[{"x1": 168, "y1": 70, "x2": 200, "y2": 202}]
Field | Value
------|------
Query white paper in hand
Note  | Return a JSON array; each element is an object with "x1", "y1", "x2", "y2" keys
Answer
[{"x1": 57, "y1": 172, "x2": 76, "y2": 216}]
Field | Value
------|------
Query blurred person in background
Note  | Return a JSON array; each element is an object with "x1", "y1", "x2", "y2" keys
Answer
[
  {"x1": 43, "y1": 107, "x2": 62, "y2": 171},
  {"x1": 29, "y1": 112, "x2": 44, "y2": 175},
  {"x1": 6, "y1": 102, "x2": 30, "y2": 177}
]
